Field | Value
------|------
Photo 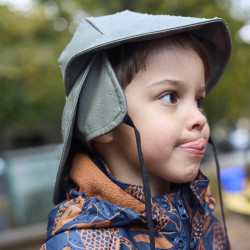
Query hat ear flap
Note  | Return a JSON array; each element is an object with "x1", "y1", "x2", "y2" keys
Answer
[{"x1": 76, "y1": 52, "x2": 127, "y2": 144}]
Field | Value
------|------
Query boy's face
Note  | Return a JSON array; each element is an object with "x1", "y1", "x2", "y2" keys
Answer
[{"x1": 110, "y1": 44, "x2": 210, "y2": 186}]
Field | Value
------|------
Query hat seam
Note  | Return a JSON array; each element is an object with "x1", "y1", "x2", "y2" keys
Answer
[{"x1": 85, "y1": 18, "x2": 104, "y2": 35}]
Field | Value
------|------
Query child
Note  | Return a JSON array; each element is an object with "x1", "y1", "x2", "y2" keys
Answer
[{"x1": 41, "y1": 11, "x2": 231, "y2": 249}]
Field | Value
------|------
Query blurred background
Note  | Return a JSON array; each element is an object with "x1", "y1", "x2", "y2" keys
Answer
[{"x1": 0, "y1": 0, "x2": 249, "y2": 249}]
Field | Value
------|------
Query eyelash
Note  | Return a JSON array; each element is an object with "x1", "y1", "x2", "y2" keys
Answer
[
  {"x1": 160, "y1": 91, "x2": 178, "y2": 104},
  {"x1": 195, "y1": 97, "x2": 205, "y2": 109},
  {"x1": 159, "y1": 92, "x2": 206, "y2": 109}
]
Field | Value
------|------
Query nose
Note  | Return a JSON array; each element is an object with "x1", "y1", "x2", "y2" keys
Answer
[{"x1": 185, "y1": 106, "x2": 207, "y2": 131}]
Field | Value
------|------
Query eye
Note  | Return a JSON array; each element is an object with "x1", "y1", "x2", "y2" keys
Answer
[
  {"x1": 160, "y1": 92, "x2": 178, "y2": 104},
  {"x1": 195, "y1": 97, "x2": 205, "y2": 109}
]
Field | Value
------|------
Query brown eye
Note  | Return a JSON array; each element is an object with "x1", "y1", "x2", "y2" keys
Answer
[
  {"x1": 160, "y1": 92, "x2": 178, "y2": 104},
  {"x1": 195, "y1": 97, "x2": 205, "y2": 109}
]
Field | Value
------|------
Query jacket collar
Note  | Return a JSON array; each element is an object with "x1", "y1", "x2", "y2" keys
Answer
[
  {"x1": 69, "y1": 153, "x2": 145, "y2": 214},
  {"x1": 69, "y1": 153, "x2": 215, "y2": 216}
]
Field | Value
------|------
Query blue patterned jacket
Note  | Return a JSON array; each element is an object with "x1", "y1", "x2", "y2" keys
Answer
[{"x1": 41, "y1": 154, "x2": 229, "y2": 249}]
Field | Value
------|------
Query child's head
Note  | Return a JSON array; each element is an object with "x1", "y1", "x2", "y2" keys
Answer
[
  {"x1": 93, "y1": 33, "x2": 210, "y2": 194},
  {"x1": 53, "y1": 11, "x2": 231, "y2": 204}
]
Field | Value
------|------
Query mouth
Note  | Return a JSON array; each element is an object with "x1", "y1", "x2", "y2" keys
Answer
[{"x1": 177, "y1": 138, "x2": 207, "y2": 156}]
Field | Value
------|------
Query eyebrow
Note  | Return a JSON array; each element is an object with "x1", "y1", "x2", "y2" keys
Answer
[
  {"x1": 146, "y1": 79, "x2": 186, "y2": 89},
  {"x1": 147, "y1": 79, "x2": 206, "y2": 92}
]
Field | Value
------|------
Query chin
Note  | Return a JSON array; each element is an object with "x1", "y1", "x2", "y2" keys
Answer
[
  {"x1": 183, "y1": 166, "x2": 200, "y2": 182},
  {"x1": 169, "y1": 170, "x2": 199, "y2": 184}
]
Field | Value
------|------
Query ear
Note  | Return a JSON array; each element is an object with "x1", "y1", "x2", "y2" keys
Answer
[{"x1": 93, "y1": 131, "x2": 114, "y2": 144}]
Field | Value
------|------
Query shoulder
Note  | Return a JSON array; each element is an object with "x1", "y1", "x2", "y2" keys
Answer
[
  {"x1": 41, "y1": 227, "x2": 123, "y2": 250},
  {"x1": 42, "y1": 194, "x2": 142, "y2": 249},
  {"x1": 42, "y1": 196, "x2": 122, "y2": 249}
]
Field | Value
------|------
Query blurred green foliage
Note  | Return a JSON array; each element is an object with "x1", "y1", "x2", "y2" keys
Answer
[
  {"x1": 0, "y1": 0, "x2": 249, "y2": 148},
  {"x1": 0, "y1": 4, "x2": 67, "y2": 130}
]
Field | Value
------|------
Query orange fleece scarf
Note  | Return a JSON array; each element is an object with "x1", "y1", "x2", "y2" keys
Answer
[{"x1": 70, "y1": 153, "x2": 145, "y2": 214}]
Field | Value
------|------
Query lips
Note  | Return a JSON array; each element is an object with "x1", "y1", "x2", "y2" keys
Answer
[{"x1": 178, "y1": 138, "x2": 207, "y2": 156}]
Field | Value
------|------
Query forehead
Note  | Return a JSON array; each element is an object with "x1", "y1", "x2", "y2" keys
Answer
[
  {"x1": 133, "y1": 45, "x2": 205, "y2": 87},
  {"x1": 142, "y1": 34, "x2": 210, "y2": 86},
  {"x1": 144, "y1": 34, "x2": 200, "y2": 55},
  {"x1": 145, "y1": 39, "x2": 197, "y2": 65}
]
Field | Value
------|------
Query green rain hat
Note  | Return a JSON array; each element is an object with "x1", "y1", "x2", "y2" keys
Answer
[{"x1": 54, "y1": 10, "x2": 231, "y2": 204}]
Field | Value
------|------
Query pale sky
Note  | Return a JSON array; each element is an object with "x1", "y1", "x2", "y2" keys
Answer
[{"x1": 0, "y1": 0, "x2": 34, "y2": 12}]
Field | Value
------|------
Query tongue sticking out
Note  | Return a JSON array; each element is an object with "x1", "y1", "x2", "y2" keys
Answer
[{"x1": 178, "y1": 138, "x2": 207, "y2": 150}]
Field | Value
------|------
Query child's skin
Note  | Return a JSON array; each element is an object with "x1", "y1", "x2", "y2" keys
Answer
[{"x1": 94, "y1": 44, "x2": 210, "y2": 197}]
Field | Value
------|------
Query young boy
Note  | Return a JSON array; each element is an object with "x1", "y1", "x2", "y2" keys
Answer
[{"x1": 41, "y1": 11, "x2": 231, "y2": 249}]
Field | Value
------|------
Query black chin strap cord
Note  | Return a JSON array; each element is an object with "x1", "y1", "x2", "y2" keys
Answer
[
  {"x1": 209, "y1": 137, "x2": 230, "y2": 248},
  {"x1": 123, "y1": 115, "x2": 155, "y2": 250}
]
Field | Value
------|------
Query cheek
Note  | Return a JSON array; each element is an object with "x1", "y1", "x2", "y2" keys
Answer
[
  {"x1": 204, "y1": 123, "x2": 210, "y2": 139},
  {"x1": 140, "y1": 122, "x2": 179, "y2": 158}
]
